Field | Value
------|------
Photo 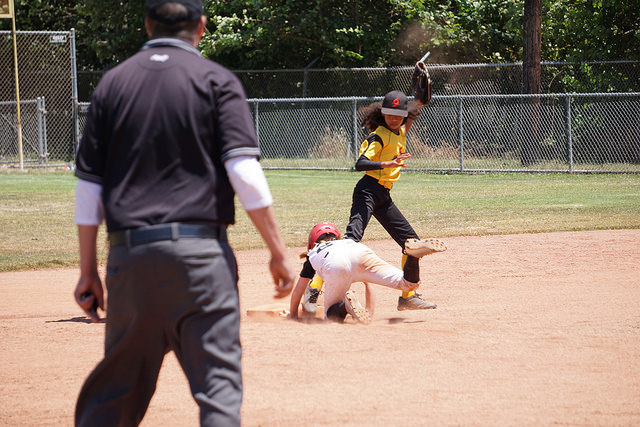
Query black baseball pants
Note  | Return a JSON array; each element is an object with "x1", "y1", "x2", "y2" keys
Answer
[{"x1": 344, "y1": 174, "x2": 419, "y2": 248}]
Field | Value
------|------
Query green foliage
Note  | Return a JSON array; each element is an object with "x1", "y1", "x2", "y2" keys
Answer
[
  {"x1": 426, "y1": 0, "x2": 524, "y2": 63},
  {"x1": 2, "y1": 0, "x2": 638, "y2": 72},
  {"x1": 1, "y1": 0, "x2": 146, "y2": 71},
  {"x1": 75, "y1": 1, "x2": 147, "y2": 70},
  {"x1": 0, "y1": 0, "x2": 78, "y2": 32},
  {"x1": 201, "y1": 0, "x2": 430, "y2": 68},
  {"x1": 543, "y1": 0, "x2": 640, "y2": 62}
]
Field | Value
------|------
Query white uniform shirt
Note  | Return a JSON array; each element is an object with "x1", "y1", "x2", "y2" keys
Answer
[{"x1": 307, "y1": 239, "x2": 414, "y2": 315}]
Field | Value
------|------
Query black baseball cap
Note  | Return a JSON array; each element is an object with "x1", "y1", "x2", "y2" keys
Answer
[
  {"x1": 381, "y1": 90, "x2": 408, "y2": 117},
  {"x1": 146, "y1": 0, "x2": 204, "y2": 23}
]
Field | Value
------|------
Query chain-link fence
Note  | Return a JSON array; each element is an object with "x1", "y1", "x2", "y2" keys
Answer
[
  {"x1": 0, "y1": 97, "x2": 47, "y2": 164},
  {"x1": 1, "y1": 30, "x2": 77, "y2": 167},
  {"x1": 249, "y1": 93, "x2": 640, "y2": 173},
  {"x1": 79, "y1": 60, "x2": 639, "y2": 173},
  {"x1": 77, "y1": 60, "x2": 640, "y2": 101},
  {"x1": 79, "y1": 93, "x2": 640, "y2": 174},
  {"x1": 236, "y1": 61, "x2": 640, "y2": 99},
  {"x1": 6, "y1": 35, "x2": 639, "y2": 174}
]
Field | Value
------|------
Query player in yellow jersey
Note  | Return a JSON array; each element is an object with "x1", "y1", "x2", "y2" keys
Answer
[{"x1": 303, "y1": 90, "x2": 442, "y2": 312}]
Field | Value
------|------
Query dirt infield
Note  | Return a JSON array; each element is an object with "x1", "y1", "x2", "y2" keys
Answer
[{"x1": 1, "y1": 229, "x2": 639, "y2": 426}]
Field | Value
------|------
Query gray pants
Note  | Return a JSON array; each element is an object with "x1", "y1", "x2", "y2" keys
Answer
[{"x1": 75, "y1": 237, "x2": 242, "y2": 426}]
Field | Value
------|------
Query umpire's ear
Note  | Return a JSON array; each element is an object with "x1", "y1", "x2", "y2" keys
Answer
[
  {"x1": 145, "y1": 17, "x2": 153, "y2": 38},
  {"x1": 195, "y1": 15, "x2": 207, "y2": 42}
]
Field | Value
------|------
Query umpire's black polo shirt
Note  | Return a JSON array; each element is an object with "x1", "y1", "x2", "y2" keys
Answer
[{"x1": 76, "y1": 38, "x2": 259, "y2": 232}]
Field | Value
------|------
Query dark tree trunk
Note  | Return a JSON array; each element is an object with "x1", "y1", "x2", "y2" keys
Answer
[{"x1": 522, "y1": 0, "x2": 541, "y2": 166}]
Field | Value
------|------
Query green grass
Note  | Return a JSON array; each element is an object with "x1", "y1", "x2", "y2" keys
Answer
[
  {"x1": 259, "y1": 157, "x2": 640, "y2": 173},
  {"x1": 1, "y1": 168, "x2": 639, "y2": 272}
]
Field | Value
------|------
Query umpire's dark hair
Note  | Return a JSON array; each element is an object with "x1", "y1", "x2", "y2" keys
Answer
[
  {"x1": 360, "y1": 101, "x2": 420, "y2": 132},
  {"x1": 147, "y1": 3, "x2": 201, "y2": 39}
]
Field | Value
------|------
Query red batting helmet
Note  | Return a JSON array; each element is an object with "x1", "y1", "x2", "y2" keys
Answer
[{"x1": 308, "y1": 222, "x2": 341, "y2": 249}]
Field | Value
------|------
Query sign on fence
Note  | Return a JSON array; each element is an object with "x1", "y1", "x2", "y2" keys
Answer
[
  {"x1": 49, "y1": 34, "x2": 68, "y2": 44},
  {"x1": 0, "y1": 0, "x2": 12, "y2": 19}
]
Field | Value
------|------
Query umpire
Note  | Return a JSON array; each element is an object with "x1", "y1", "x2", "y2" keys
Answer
[{"x1": 72, "y1": 1, "x2": 295, "y2": 425}]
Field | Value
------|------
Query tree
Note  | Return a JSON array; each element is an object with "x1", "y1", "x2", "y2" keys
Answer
[
  {"x1": 0, "y1": 0, "x2": 78, "y2": 32},
  {"x1": 3, "y1": 0, "x2": 638, "y2": 72},
  {"x1": 521, "y1": 0, "x2": 541, "y2": 166},
  {"x1": 425, "y1": 0, "x2": 524, "y2": 63},
  {"x1": 542, "y1": 0, "x2": 640, "y2": 62},
  {"x1": 0, "y1": 1, "x2": 146, "y2": 71},
  {"x1": 76, "y1": 1, "x2": 146, "y2": 71},
  {"x1": 201, "y1": 0, "x2": 430, "y2": 69}
]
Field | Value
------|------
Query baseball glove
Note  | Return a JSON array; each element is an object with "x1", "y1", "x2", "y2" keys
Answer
[{"x1": 411, "y1": 61, "x2": 432, "y2": 105}]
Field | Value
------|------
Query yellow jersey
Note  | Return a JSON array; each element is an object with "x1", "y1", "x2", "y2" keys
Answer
[{"x1": 358, "y1": 125, "x2": 406, "y2": 188}]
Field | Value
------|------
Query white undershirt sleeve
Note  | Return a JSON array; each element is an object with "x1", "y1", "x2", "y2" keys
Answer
[
  {"x1": 224, "y1": 155, "x2": 273, "y2": 211},
  {"x1": 74, "y1": 179, "x2": 105, "y2": 225}
]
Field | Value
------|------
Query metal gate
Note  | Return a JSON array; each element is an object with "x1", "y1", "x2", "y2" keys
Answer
[{"x1": 0, "y1": 30, "x2": 77, "y2": 167}]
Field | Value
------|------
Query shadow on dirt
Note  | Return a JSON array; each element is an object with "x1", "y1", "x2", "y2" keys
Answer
[{"x1": 46, "y1": 316, "x2": 105, "y2": 324}]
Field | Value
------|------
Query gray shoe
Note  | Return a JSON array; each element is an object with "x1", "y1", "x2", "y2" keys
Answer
[
  {"x1": 302, "y1": 285, "x2": 320, "y2": 314},
  {"x1": 404, "y1": 238, "x2": 447, "y2": 258},
  {"x1": 344, "y1": 290, "x2": 371, "y2": 324},
  {"x1": 397, "y1": 293, "x2": 437, "y2": 310}
]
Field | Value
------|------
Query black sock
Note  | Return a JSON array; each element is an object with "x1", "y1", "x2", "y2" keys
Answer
[{"x1": 403, "y1": 255, "x2": 420, "y2": 283}]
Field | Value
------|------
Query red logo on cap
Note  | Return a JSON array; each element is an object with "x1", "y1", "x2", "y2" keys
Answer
[{"x1": 392, "y1": 98, "x2": 400, "y2": 107}]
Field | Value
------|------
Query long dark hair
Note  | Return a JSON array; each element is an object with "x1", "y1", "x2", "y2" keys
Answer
[{"x1": 359, "y1": 101, "x2": 421, "y2": 133}]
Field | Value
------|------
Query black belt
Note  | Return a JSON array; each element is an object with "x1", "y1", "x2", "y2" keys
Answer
[{"x1": 109, "y1": 222, "x2": 227, "y2": 248}]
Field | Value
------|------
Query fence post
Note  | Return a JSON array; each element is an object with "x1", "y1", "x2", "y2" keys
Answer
[
  {"x1": 566, "y1": 95, "x2": 573, "y2": 173},
  {"x1": 254, "y1": 100, "x2": 260, "y2": 146},
  {"x1": 70, "y1": 28, "x2": 79, "y2": 156},
  {"x1": 458, "y1": 97, "x2": 464, "y2": 171},
  {"x1": 42, "y1": 97, "x2": 48, "y2": 162},
  {"x1": 302, "y1": 57, "x2": 319, "y2": 98},
  {"x1": 37, "y1": 97, "x2": 44, "y2": 164},
  {"x1": 9, "y1": 10, "x2": 24, "y2": 170},
  {"x1": 352, "y1": 99, "x2": 358, "y2": 163}
]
